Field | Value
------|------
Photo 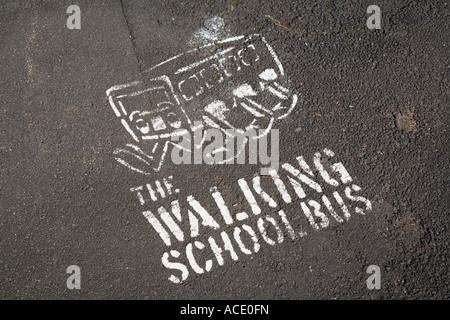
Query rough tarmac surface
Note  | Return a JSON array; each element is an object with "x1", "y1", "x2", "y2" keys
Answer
[{"x1": 0, "y1": 0, "x2": 448, "y2": 299}]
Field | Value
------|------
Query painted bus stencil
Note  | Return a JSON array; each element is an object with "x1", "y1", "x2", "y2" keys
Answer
[{"x1": 106, "y1": 34, "x2": 298, "y2": 174}]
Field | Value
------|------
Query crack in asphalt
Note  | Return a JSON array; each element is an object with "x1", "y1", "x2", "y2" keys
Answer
[{"x1": 118, "y1": 0, "x2": 143, "y2": 72}]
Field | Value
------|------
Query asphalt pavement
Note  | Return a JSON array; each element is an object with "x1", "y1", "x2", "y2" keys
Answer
[{"x1": 0, "y1": 0, "x2": 448, "y2": 299}]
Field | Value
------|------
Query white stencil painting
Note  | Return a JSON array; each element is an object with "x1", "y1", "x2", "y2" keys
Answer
[{"x1": 106, "y1": 34, "x2": 298, "y2": 175}]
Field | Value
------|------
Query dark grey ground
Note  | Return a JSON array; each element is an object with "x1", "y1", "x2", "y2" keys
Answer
[{"x1": 0, "y1": 0, "x2": 448, "y2": 299}]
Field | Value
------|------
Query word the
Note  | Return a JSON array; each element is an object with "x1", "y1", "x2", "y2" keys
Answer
[{"x1": 131, "y1": 176, "x2": 178, "y2": 205}]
